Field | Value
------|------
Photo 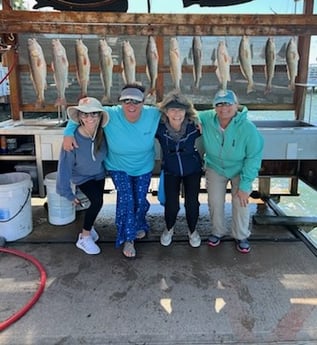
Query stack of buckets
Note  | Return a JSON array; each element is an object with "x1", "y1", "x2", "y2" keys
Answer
[
  {"x1": 0, "y1": 172, "x2": 33, "y2": 241},
  {"x1": 44, "y1": 172, "x2": 75, "y2": 225}
]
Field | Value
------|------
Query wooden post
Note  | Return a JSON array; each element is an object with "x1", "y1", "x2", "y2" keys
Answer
[{"x1": 294, "y1": 0, "x2": 314, "y2": 120}]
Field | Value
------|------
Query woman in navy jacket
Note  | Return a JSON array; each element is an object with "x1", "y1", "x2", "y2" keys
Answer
[{"x1": 156, "y1": 90, "x2": 203, "y2": 247}]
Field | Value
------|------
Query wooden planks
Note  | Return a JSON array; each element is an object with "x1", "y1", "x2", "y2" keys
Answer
[{"x1": 0, "y1": 11, "x2": 317, "y2": 36}]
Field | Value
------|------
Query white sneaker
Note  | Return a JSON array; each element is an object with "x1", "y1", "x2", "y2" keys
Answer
[
  {"x1": 160, "y1": 228, "x2": 174, "y2": 246},
  {"x1": 188, "y1": 230, "x2": 201, "y2": 248},
  {"x1": 90, "y1": 227, "x2": 99, "y2": 242},
  {"x1": 76, "y1": 234, "x2": 101, "y2": 255}
]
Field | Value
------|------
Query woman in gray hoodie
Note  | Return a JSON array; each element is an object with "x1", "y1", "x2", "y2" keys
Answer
[{"x1": 57, "y1": 97, "x2": 109, "y2": 255}]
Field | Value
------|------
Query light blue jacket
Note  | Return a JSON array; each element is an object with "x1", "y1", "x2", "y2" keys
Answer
[{"x1": 198, "y1": 106, "x2": 263, "y2": 192}]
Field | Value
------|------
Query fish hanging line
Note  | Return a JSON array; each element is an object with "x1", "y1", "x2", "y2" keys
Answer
[{"x1": 0, "y1": 46, "x2": 18, "y2": 85}]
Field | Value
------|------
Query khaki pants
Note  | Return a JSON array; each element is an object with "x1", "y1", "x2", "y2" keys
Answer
[{"x1": 205, "y1": 168, "x2": 251, "y2": 240}]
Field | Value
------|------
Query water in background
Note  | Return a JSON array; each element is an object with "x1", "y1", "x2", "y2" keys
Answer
[
  {"x1": 249, "y1": 89, "x2": 317, "y2": 219},
  {"x1": 250, "y1": 92, "x2": 317, "y2": 247}
]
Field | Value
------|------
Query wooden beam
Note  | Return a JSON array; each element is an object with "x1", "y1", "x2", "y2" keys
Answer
[{"x1": 0, "y1": 11, "x2": 317, "y2": 36}]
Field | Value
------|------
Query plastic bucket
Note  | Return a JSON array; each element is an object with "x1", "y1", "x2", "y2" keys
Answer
[
  {"x1": 44, "y1": 172, "x2": 75, "y2": 226},
  {"x1": 0, "y1": 172, "x2": 33, "y2": 241}
]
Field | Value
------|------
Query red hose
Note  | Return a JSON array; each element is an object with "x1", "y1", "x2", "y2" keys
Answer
[{"x1": 0, "y1": 247, "x2": 47, "y2": 332}]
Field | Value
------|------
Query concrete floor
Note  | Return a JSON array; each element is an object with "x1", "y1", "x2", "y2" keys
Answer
[{"x1": 0, "y1": 192, "x2": 317, "y2": 345}]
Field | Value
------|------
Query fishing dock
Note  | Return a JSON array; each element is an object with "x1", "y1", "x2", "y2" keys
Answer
[
  {"x1": 0, "y1": 190, "x2": 317, "y2": 344},
  {"x1": 0, "y1": 1, "x2": 317, "y2": 343}
]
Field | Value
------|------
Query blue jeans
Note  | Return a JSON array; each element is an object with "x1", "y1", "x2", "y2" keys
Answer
[{"x1": 109, "y1": 170, "x2": 151, "y2": 247}]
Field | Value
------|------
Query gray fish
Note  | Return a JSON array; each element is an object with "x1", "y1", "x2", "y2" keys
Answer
[
  {"x1": 264, "y1": 37, "x2": 276, "y2": 95},
  {"x1": 238, "y1": 35, "x2": 255, "y2": 94},
  {"x1": 75, "y1": 39, "x2": 90, "y2": 99},
  {"x1": 98, "y1": 39, "x2": 113, "y2": 104},
  {"x1": 51, "y1": 38, "x2": 69, "y2": 107},
  {"x1": 122, "y1": 40, "x2": 136, "y2": 84},
  {"x1": 192, "y1": 36, "x2": 202, "y2": 89},
  {"x1": 286, "y1": 37, "x2": 299, "y2": 91},
  {"x1": 169, "y1": 37, "x2": 182, "y2": 90},
  {"x1": 215, "y1": 40, "x2": 231, "y2": 91},
  {"x1": 146, "y1": 36, "x2": 159, "y2": 94},
  {"x1": 27, "y1": 38, "x2": 47, "y2": 108}
]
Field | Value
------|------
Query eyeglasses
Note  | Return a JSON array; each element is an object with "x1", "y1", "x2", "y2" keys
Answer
[
  {"x1": 122, "y1": 99, "x2": 142, "y2": 105},
  {"x1": 215, "y1": 102, "x2": 232, "y2": 107},
  {"x1": 79, "y1": 111, "x2": 100, "y2": 118}
]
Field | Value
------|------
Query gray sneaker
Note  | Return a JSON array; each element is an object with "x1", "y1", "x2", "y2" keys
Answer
[
  {"x1": 160, "y1": 228, "x2": 174, "y2": 246},
  {"x1": 76, "y1": 234, "x2": 101, "y2": 255},
  {"x1": 188, "y1": 230, "x2": 201, "y2": 248}
]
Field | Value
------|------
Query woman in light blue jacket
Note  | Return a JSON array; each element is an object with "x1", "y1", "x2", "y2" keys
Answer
[{"x1": 199, "y1": 89, "x2": 263, "y2": 253}]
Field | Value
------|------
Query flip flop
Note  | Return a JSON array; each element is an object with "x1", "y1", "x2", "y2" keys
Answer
[{"x1": 122, "y1": 241, "x2": 136, "y2": 258}]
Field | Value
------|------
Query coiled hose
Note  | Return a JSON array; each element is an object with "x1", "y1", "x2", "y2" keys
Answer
[{"x1": 0, "y1": 246, "x2": 47, "y2": 332}]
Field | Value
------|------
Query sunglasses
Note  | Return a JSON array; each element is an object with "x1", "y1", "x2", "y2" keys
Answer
[
  {"x1": 215, "y1": 102, "x2": 233, "y2": 107},
  {"x1": 122, "y1": 99, "x2": 142, "y2": 105},
  {"x1": 79, "y1": 111, "x2": 100, "y2": 118}
]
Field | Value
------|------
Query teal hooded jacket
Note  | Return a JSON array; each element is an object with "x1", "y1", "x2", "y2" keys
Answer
[{"x1": 198, "y1": 106, "x2": 263, "y2": 193}]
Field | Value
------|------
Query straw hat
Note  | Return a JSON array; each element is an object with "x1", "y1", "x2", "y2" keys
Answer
[{"x1": 67, "y1": 97, "x2": 109, "y2": 126}]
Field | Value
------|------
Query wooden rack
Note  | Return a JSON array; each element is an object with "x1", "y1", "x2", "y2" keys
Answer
[{"x1": 0, "y1": 0, "x2": 315, "y2": 120}]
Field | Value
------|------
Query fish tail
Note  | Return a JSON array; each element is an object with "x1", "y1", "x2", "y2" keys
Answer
[
  {"x1": 246, "y1": 83, "x2": 255, "y2": 94},
  {"x1": 264, "y1": 85, "x2": 272, "y2": 95},
  {"x1": 78, "y1": 92, "x2": 88, "y2": 101},
  {"x1": 101, "y1": 95, "x2": 111, "y2": 105},
  {"x1": 288, "y1": 82, "x2": 295, "y2": 91},
  {"x1": 55, "y1": 97, "x2": 67, "y2": 107},
  {"x1": 35, "y1": 98, "x2": 45, "y2": 109}
]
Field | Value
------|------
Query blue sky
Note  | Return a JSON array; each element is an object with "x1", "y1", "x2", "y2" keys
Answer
[{"x1": 128, "y1": 0, "x2": 316, "y2": 14}]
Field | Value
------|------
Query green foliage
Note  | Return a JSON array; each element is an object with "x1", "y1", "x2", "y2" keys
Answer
[{"x1": 12, "y1": 0, "x2": 26, "y2": 10}]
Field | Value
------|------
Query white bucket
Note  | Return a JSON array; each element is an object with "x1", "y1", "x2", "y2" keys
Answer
[
  {"x1": 44, "y1": 172, "x2": 75, "y2": 226},
  {"x1": 0, "y1": 172, "x2": 33, "y2": 241}
]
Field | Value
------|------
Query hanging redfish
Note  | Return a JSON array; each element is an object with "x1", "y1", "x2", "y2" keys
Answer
[
  {"x1": 146, "y1": 36, "x2": 159, "y2": 95},
  {"x1": 192, "y1": 36, "x2": 203, "y2": 89},
  {"x1": 51, "y1": 38, "x2": 69, "y2": 107},
  {"x1": 264, "y1": 37, "x2": 276, "y2": 95},
  {"x1": 286, "y1": 37, "x2": 299, "y2": 91},
  {"x1": 75, "y1": 39, "x2": 90, "y2": 99},
  {"x1": 27, "y1": 38, "x2": 47, "y2": 108},
  {"x1": 169, "y1": 37, "x2": 182, "y2": 90},
  {"x1": 238, "y1": 35, "x2": 255, "y2": 94},
  {"x1": 98, "y1": 39, "x2": 113, "y2": 104},
  {"x1": 122, "y1": 40, "x2": 136, "y2": 84},
  {"x1": 215, "y1": 40, "x2": 231, "y2": 91}
]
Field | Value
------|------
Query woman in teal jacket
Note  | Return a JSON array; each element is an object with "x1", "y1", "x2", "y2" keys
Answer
[{"x1": 199, "y1": 89, "x2": 263, "y2": 253}]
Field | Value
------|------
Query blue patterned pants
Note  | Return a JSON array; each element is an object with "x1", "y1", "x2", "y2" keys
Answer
[{"x1": 108, "y1": 170, "x2": 151, "y2": 247}]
